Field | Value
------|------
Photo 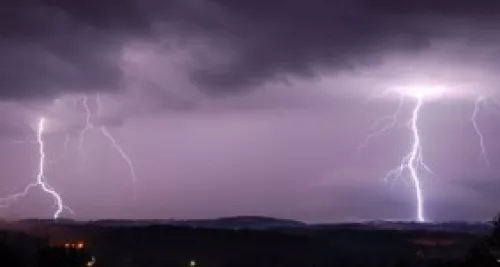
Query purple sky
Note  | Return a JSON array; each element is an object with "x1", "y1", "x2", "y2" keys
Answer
[{"x1": 1, "y1": 0, "x2": 500, "y2": 222}]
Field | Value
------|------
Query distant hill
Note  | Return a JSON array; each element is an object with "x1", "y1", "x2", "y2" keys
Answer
[
  {"x1": 88, "y1": 216, "x2": 306, "y2": 230},
  {"x1": 167, "y1": 216, "x2": 307, "y2": 229},
  {"x1": 11, "y1": 217, "x2": 493, "y2": 235}
]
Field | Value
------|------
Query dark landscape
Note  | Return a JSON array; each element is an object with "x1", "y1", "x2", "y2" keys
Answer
[{"x1": 0, "y1": 216, "x2": 499, "y2": 267}]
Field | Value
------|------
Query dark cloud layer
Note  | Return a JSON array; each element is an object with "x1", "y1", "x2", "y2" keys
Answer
[
  {"x1": 190, "y1": 0, "x2": 426, "y2": 93},
  {"x1": 0, "y1": 2, "x2": 127, "y2": 99},
  {"x1": 189, "y1": 0, "x2": 500, "y2": 93},
  {"x1": 2, "y1": 0, "x2": 500, "y2": 99},
  {"x1": 364, "y1": 0, "x2": 500, "y2": 15}
]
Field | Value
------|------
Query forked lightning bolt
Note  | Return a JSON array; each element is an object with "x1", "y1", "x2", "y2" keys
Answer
[
  {"x1": 384, "y1": 98, "x2": 430, "y2": 222},
  {"x1": 0, "y1": 118, "x2": 72, "y2": 219},
  {"x1": 361, "y1": 97, "x2": 430, "y2": 222},
  {"x1": 471, "y1": 97, "x2": 491, "y2": 167},
  {"x1": 96, "y1": 94, "x2": 137, "y2": 183},
  {"x1": 363, "y1": 90, "x2": 500, "y2": 222},
  {"x1": 358, "y1": 96, "x2": 404, "y2": 151},
  {"x1": 79, "y1": 94, "x2": 137, "y2": 184}
]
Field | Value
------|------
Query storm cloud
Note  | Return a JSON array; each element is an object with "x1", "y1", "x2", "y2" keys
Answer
[{"x1": 2, "y1": 0, "x2": 500, "y2": 99}]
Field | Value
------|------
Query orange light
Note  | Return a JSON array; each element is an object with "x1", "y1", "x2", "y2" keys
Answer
[{"x1": 77, "y1": 242, "x2": 84, "y2": 249}]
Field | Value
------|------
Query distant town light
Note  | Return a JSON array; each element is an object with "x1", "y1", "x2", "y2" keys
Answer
[
  {"x1": 190, "y1": 260, "x2": 196, "y2": 266},
  {"x1": 87, "y1": 256, "x2": 96, "y2": 267}
]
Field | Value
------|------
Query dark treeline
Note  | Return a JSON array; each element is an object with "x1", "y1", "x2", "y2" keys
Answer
[{"x1": 0, "y1": 215, "x2": 499, "y2": 267}]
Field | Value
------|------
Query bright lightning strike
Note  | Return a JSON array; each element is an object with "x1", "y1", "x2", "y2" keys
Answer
[
  {"x1": 384, "y1": 98, "x2": 430, "y2": 222},
  {"x1": 361, "y1": 85, "x2": 444, "y2": 222},
  {"x1": 363, "y1": 84, "x2": 500, "y2": 222},
  {"x1": 0, "y1": 118, "x2": 72, "y2": 219},
  {"x1": 471, "y1": 97, "x2": 491, "y2": 168}
]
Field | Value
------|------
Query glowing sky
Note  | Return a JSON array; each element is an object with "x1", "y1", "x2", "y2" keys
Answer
[{"x1": 1, "y1": 0, "x2": 500, "y2": 222}]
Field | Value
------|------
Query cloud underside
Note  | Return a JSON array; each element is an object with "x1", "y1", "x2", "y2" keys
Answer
[{"x1": 1, "y1": 0, "x2": 500, "y2": 100}]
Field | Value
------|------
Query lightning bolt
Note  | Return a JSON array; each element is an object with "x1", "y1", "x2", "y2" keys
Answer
[
  {"x1": 78, "y1": 94, "x2": 137, "y2": 184},
  {"x1": 361, "y1": 97, "x2": 430, "y2": 222},
  {"x1": 1, "y1": 94, "x2": 136, "y2": 218},
  {"x1": 362, "y1": 91, "x2": 500, "y2": 222},
  {"x1": 78, "y1": 95, "x2": 93, "y2": 162},
  {"x1": 471, "y1": 97, "x2": 491, "y2": 168},
  {"x1": 385, "y1": 98, "x2": 429, "y2": 222},
  {"x1": 96, "y1": 95, "x2": 137, "y2": 184},
  {"x1": 0, "y1": 118, "x2": 72, "y2": 219},
  {"x1": 358, "y1": 96, "x2": 405, "y2": 151},
  {"x1": 99, "y1": 127, "x2": 137, "y2": 183}
]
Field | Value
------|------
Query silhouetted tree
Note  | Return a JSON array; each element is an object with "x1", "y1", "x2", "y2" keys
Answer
[
  {"x1": 462, "y1": 241, "x2": 497, "y2": 267},
  {"x1": 461, "y1": 213, "x2": 500, "y2": 267},
  {"x1": 492, "y1": 214, "x2": 500, "y2": 245}
]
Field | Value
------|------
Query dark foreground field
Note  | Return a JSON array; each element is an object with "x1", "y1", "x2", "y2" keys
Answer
[{"x1": 0, "y1": 216, "x2": 499, "y2": 267}]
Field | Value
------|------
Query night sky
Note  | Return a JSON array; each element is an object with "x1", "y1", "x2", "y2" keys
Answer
[{"x1": 1, "y1": 0, "x2": 500, "y2": 222}]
